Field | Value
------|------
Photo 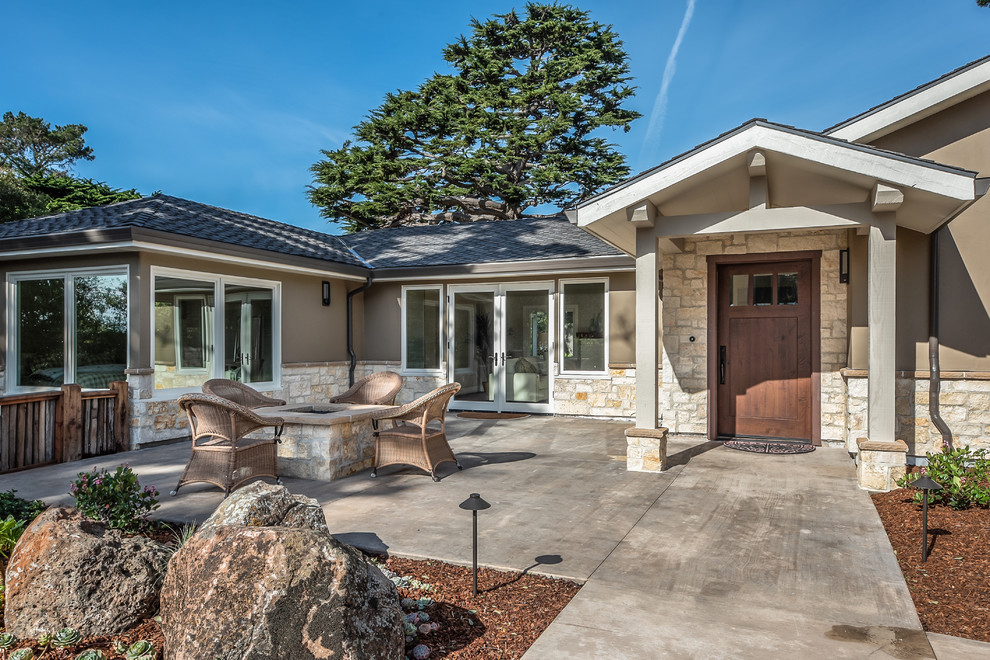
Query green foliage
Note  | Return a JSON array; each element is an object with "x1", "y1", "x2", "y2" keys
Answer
[
  {"x1": 0, "y1": 490, "x2": 46, "y2": 525},
  {"x1": 52, "y1": 628, "x2": 81, "y2": 648},
  {"x1": 0, "y1": 111, "x2": 141, "y2": 223},
  {"x1": 9, "y1": 648, "x2": 34, "y2": 660},
  {"x1": 0, "y1": 516, "x2": 27, "y2": 560},
  {"x1": 70, "y1": 465, "x2": 160, "y2": 532},
  {"x1": 124, "y1": 640, "x2": 156, "y2": 660},
  {"x1": 0, "y1": 632, "x2": 16, "y2": 649},
  {"x1": 75, "y1": 650, "x2": 108, "y2": 660},
  {"x1": 310, "y1": 3, "x2": 640, "y2": 232},
  {"x1": 897, "y1": 444, "x2": 990, "y2": 509},
  {"x1": 0, "y1": 111, "x2": 93, "y2": 178}
]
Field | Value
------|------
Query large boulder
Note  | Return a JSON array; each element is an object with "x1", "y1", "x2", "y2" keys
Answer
[
  {"x1": 160, "y1": 484, "x2": 403, "y2": 660},
  {"x1": 3, "y1": 507, "x2": 169, "y2": 637}
]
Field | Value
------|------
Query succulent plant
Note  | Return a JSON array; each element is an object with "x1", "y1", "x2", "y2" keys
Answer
[
  {"x1": 76, "y1": 651, "x2": 108, "y2": 660},
  {"x1": 37, "y1": 631, "x2": 54, "y2": 647},
  {"x1": 416, "y1": 597, "x2": 435, "y2": 610},
  {"x1": 9, "y1": 649, "x2": 34, "y2": 660},
  {"x1": 125, "y1": 640, "x2": 156, "y2": 660},
  {"x1": 113, "y1": 640, "x2": 129, "y2": 654},
  {"x1": 401, "y1": 597, "x2": 417, "y2": 609},
  {"x1": 53, "y1": 627, "x2": 82, "y2": 648},
  {"x1": 418, "y1": 623, "x2": 432, "y2": 635},
  {"x1": 411, "y1": 643, "x2": 431, "y2": 660},
  {"x1": 403, "y1": 622, "x2": 417, "y2": 636},
  {"x1": 0, "y1": 632, "x2": 17, "y2": 649}
]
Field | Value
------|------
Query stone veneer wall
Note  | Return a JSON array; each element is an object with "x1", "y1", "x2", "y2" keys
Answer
[
  {"x1": 553, "y1": 367, "x2": 637, "y2": 418},
  {"x1": 845, "y1": 372, "x2": 990, "y2": 455},
  {"x1": 659, "y1": 229, "x2": 849, "y2": 442}
]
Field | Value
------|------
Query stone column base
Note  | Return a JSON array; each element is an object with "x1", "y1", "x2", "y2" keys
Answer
[
  {"x1": 625, "y1": 427, "x2": 669, "y2": 473},
  {"x1": 856, "y1": 438, "x2": 907, "y2": 491}
]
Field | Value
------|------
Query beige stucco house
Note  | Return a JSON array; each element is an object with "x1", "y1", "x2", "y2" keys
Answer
[{"x1": 2, "y1": 55, "x2": 988, "y2": 490}]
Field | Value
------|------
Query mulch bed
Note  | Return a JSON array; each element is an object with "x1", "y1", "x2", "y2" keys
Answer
[
  {"x1": 384, "y1": 556, "x2": 579, "y2": 658},
  {"x1": 872, "y1": 490, "x2": 990, "y2": 642}
]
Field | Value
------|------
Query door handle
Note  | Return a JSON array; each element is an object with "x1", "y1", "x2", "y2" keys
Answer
[
  {"x1": 719, "y1": 346, "x2": 726, "y2": 385},
  {"x1": 501, "y1": 352, "x2": 506, "y2": 366}
]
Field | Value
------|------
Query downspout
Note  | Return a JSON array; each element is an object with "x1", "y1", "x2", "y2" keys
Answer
[
  {"x1": 928, "y1": 227, "x2": 952, "y2": 449},
  {"x1": 927, "y1": 177, "x2": 990, "y2": 449},
  {"x1": 347, "y1": 275, "x2": 373, "y2": 386}
]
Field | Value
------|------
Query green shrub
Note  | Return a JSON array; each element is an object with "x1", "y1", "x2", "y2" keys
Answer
[
  {"x1": 69, "y1": 465, "x2": 159, "y2": 533},
  {"x1": 897, "y1": 443, "x2": 990, "y2": 509},
  {"x1": 0, "y1": 515, "x2": 27, "y2": 560},
  {"x1": 0, "y1": 490, "x2": 46, "y2": 524}
]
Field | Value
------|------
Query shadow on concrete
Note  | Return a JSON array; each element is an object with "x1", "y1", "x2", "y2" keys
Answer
[
  {"x1": 335, "y1": 531, "x2": 389, "y2": 555},
  {"x1": 483, "y1": 554, "x2": 564, "y2": 592},
  {"x1": 666, "y1": 441, "x2": 723, "y2": 468},
  {"x1": 456, "y1": 452, "x2": 537, "y2": 470}
]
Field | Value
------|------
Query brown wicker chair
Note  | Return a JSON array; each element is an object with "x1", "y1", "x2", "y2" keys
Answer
[
  {"x1": 369, "y1": 383, "x2": 461, "y2": 481},
  {"x1": 173, "y1": 393, "x2": 284, "y2": 496},
  {"x1": 328, "y1": 371, "x2": 404, "y2": 406},
  {"x1": 202, "y1": 378, "x2": 286, "y2": 409}
]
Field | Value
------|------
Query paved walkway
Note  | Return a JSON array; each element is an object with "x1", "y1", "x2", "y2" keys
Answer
[{"x1": 4, "y1": 416, "x2": 988, "y2": 659}]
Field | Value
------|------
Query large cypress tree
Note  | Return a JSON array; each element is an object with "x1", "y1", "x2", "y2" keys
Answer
[{"x1": 309, "y1": 3, "x2": 640, "y2": 232}]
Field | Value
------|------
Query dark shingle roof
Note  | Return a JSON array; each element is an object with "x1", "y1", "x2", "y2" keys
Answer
[
  {"x1": 338, "y1": 215, "x2": 624, "y2": 269},
  {"x1": 0, "y1": 194, "x2": 368, "y2": 268}
]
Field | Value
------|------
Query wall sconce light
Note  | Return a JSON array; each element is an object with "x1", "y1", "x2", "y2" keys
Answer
[
  {"x1": 839, "y1": 249, "x2": 850, "y2": 284},
  {"x1": 322, "y1": 281, "x2": 331, "y2": 306}
]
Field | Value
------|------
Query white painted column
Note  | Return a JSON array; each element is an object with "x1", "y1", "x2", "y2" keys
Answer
[
  {"x1": 867, "y1": 217, "x2": 896, "y2": 441},
  {"x1": 635, "y1": 228, "x2": 660, "y2": 429}
]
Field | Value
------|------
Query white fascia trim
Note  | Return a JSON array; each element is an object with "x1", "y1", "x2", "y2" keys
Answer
[
  {"x1": 0, "y1": 239, "x2": 369, "y2": 282},
  {"x1": 574, "y1": 124, "x2": 976, "y2": 226},
  {"x1": 828, "y1": 59, "x2": 990, "y2": 142}
]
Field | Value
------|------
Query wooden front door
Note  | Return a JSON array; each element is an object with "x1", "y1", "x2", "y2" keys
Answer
[{"x1": 715, "y1": 259, "x2": 814, "y2": 441}]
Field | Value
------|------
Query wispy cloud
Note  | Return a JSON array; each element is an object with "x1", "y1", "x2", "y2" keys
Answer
[{"x1": 642, "y1": 0, "x2": 696, "y2": 162}]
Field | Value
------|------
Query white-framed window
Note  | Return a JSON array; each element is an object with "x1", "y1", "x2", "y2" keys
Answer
[
  {"x1": 559, "y1": 278, "x2": 609, "y2": 374},
  {"x1": 152, "y1": 267, "x2": 280, "y2": 391},
  {"x1": 7, "y1": 266, "x2": 129, "y2": 390},
  {"x1": 401, "y1": 285, "x2": 444, "y2": 374}
]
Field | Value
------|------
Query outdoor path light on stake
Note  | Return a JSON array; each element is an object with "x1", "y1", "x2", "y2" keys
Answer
[
  {"x1": 911, "y1": 475, "x2": 943, "y2": 562},
  {"x1": 459, "y1": 492, "x2": 491, "y2": 596}
]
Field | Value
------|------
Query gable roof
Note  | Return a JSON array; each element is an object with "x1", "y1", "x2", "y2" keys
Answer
[
  {"x1": 0, "y1": 194, "x2": 369, "y2": 269},
  {"x1": 825, "y1": 55, "x2": 990, "y2": 142},
  {"x1": 568, "y1": 119, "x2": 978, "y2": 255},
  {"x1": 339, "y1": 216, "x2": 624, "y2": 271}
]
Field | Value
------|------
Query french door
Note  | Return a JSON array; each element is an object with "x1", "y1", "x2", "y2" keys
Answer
[{"x1": 447, "y1": 283, "x2": 554, "y2": 413}]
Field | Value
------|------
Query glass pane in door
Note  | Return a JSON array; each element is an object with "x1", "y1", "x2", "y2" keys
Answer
[
  {"x1": 452, "y1": 291, "x2": 495, "y2": 403},
  {"x1": 504, "y1": 289, "x2": 549, "y2": 404},
  {"x1": 224, "y1": 284, "x2": 274, "y2": 383}
]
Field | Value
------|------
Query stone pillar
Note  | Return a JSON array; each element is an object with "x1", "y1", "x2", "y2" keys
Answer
[
  {"x1": 868, "y1": 218, "x2": 896, "y2": 442},
  {"x1": 625, "y1": 427, "x2": 669, "y2": 472},
  {"x1": 856, "y1": 438, "x2": 907, "y2": 491}
]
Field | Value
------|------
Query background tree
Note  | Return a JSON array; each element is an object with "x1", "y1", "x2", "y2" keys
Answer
[
  {"x1": 0, "y1": 111, "x2": 140, "y2": 222},
  {"x1": 309, "y1": 3, "x2": 640, "y2": 232}
]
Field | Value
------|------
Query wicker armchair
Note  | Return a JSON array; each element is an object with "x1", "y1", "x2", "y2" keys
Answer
[
  {"x1": 369, "y1": 383, "x2": 461, "y2": 482},
  {"x1": 202, "y1": 379, "x2": 286, "y2": 409},
  {"x1": 328, "y1": 371, "x2": 404, "y2": 405},
  {"x1": 173, "y1": 393, "x2": 284, "y2": 496}
]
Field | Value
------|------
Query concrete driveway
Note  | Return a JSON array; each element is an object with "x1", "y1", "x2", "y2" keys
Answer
[{"x1": 4, "y1": 415, "x2": 987, "y2": 659}]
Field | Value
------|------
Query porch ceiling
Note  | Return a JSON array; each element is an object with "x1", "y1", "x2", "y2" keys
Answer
[{"x1": 569, "y1": 120, "x2": 978, "y2": 255}]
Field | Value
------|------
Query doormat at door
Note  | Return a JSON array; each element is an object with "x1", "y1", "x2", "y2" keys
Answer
[
  {"x1": 457, "y1": 412, "x2": 531, "y2": 420},
  {"x1": 722, "y1": 440, "x2": 816, "y2": 454}
]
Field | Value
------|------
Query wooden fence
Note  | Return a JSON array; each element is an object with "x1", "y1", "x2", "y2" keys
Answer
[{"x1": 0, "y1": 381, "x2": 128, "y2": 474}]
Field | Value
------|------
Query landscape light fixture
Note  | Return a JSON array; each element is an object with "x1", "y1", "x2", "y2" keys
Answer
[
  {"x1": 322, "y1": 281, "x2": 331, "y2": 306},
  {"x1": 910, "y1": 475, "x2": 943, "y2": 562},
  {"x1": 839, "y1": 249, "x2": 850, "y2": 284},
  {"x1": 459, "y1": 492, "x2": 491, "y2": 596}
]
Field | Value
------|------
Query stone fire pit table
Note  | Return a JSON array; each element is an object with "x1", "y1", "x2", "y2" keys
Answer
[{"x1": 253, "y1": 403, "x2": 395, "y2": 481}]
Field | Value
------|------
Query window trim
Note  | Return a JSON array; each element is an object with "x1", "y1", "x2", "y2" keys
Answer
[
  {"x1": 7, "y1": 265, "x2": 130, "y2": 391},
  {"x1": 558, "y1": 277, "x2": 609, "y2": 375},
  {"x1": 150, "y1": 266, "x2": 281, "y2": 393},
  {"x1": 400, "y1": 284, "x2": 445, "y2": 375}
]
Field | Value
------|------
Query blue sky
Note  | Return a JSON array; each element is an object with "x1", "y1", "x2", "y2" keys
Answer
[{"x1": 5, "y1": 1, "x2": 988, "y2": 233}]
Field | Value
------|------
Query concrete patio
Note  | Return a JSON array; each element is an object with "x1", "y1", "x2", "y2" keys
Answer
[{"x1": 3, "y1": 415, "x2": 988, "y2": 659}]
